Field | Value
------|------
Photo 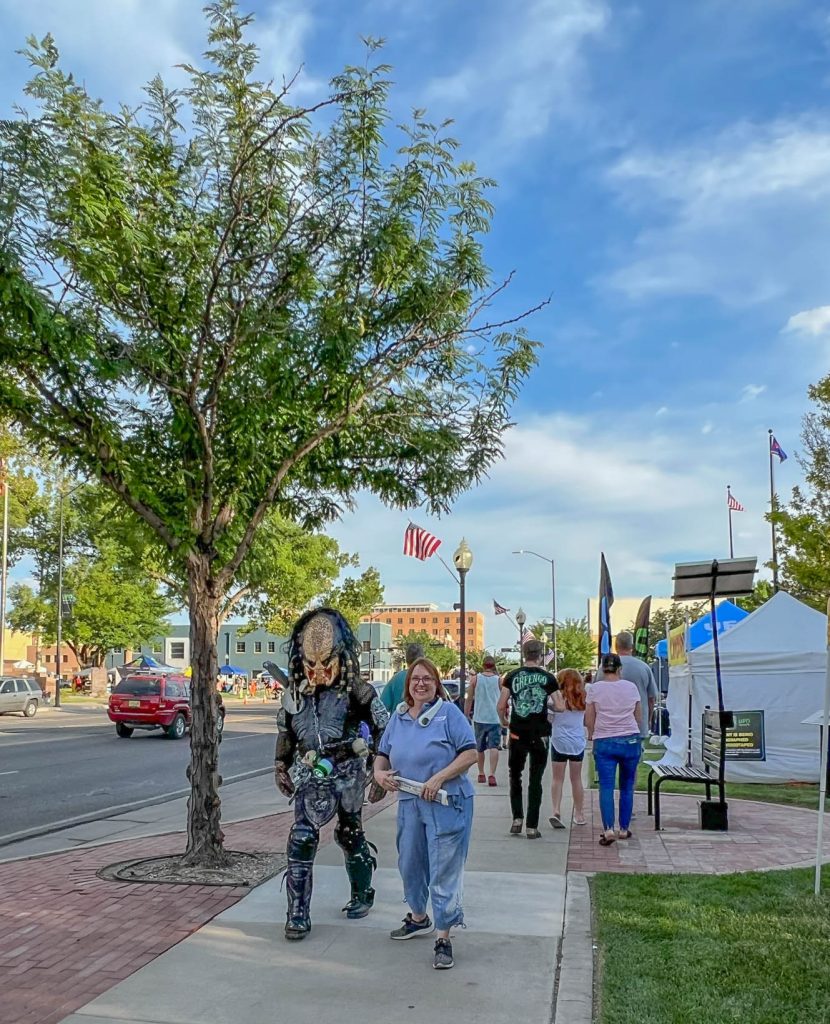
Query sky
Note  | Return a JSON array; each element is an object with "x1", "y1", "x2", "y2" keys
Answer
[{"x1": 1, "y1": 0, "x2": 828, "y2": 650}]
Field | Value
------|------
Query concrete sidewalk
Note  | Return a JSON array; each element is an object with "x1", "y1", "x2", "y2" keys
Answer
[{"x1": 57, "y1": 761, "x2": 586, "y2": 1024}]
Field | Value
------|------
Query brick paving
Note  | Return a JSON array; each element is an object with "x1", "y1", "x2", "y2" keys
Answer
[
  {"x1": 567, "y1": 790, "x2": 830, "y2": 874},
  {"x1": 0, "y1": 797, "x2": 392, "y2": 1024}
]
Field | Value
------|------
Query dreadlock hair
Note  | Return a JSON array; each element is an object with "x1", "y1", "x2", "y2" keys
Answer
[{"x1": 283, "y1": 607, "x2": 362, "y2": 694}]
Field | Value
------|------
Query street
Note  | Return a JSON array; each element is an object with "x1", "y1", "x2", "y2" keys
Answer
[{"x1": 0, "y1": 703, "x2": 277, "y2": 842}]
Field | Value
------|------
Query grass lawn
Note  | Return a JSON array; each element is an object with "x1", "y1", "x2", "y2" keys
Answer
[{"x1": 593, "y1": 867, "x2": 830, "y2": 1024}]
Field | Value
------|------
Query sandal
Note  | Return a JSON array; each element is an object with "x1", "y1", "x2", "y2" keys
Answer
[
  {"x1": 617, "y1": 829, "x2": 632, "y2": 840},
  {"x1": 488, "y1": 775, "x2": 497, "y2": 787},
  {"x1": 572, "y1": 817, "x2": 587, "y2": 826},
  {"x1": 549, "y1": 815, "x2": 567, "y2": 830},
  {"x1": 598, "y1": 830, "x2": 616, "y2": 847},
  {"x1": 509, "y1": 818, "x2": 524, "y2": 835}
]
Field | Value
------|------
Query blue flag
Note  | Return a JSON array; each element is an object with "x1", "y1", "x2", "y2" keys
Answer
[{"x1": 770, "y1": 435, "x2": 787, "y2": 462}]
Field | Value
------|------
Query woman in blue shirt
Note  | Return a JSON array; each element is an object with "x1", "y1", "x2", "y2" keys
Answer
[{"x1": 374, "y1": 658, "x2": 477, "y2": 971}]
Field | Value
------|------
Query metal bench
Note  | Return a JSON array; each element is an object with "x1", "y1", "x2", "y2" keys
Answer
[{"x1": 647, "y1": 708, "x2": 731, "y2": 830}]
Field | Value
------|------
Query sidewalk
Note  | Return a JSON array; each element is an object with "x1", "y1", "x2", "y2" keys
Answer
[{"x1": 2, "y1": 757, "x2": 583, "y2": 1024}]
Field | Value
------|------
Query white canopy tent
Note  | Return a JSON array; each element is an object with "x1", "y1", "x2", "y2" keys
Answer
[{"x1": 659, "y1": 591, "x2": 827, "y2": 783}]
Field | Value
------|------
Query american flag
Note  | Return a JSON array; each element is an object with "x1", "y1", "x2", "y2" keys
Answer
[
  {"x1": 727, "y1": 493, "x2": 745, "y2": 512},
  {"x1": 403, "y1": 523, "x2": 442, "y2": 561},
  {"x1": 493, "y1": 599, "x2": 509, "y2": 615},
  {"x1": 520, "y1": 627, "x2": 537, "y2": 643}
]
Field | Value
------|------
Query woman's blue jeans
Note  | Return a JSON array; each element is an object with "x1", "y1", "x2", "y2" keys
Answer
[
  {"x1": 396, "y1": 794, "x2": 474, "y2": 931},
  {"x1": 593, "y1": 734, "x2": 641, "y2": 831}
]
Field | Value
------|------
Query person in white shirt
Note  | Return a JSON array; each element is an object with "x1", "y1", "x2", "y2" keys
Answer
[{"x1": 548, "y1": 668, "x2": 587, "y2": 828}]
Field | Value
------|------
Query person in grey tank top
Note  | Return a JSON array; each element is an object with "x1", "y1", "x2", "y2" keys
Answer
[{"x1": 464, "y1": 655, "x2": 502, "y2": 785}]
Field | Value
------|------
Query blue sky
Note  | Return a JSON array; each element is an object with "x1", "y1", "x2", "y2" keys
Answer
[{"x1": 1, "y1": 0, "x2": 827, "y2": 649}]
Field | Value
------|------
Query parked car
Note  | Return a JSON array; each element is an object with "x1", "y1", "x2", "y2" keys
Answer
[
  {"x1": 440, "y1": 680, "x2": 462, "y2": 707},
  {"x1": 0, "y1": 676, "x2": 44, "y2": 718},
  {"x1": 107, "y1": 673, "x2": 226, "y2": 740}
]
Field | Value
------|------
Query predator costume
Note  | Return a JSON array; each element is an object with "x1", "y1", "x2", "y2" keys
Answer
[{"x1": 271, "y1": 608, "x2": 388, "y2": 941}]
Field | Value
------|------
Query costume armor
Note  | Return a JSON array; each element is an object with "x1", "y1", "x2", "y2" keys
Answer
[{"x1": 270, "y1": 608, "x2": 388, "y2": 940}]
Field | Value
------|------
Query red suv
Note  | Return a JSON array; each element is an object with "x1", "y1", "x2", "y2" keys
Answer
[{"x1": 108, "y1": 673, "x2": 225, "y2": 740}]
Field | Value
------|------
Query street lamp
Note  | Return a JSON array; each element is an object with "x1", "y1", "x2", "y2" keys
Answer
[
  {"x1": 513, "y1": 550, "x2": 557, "y2": 670},
  {"x1": 453, "y1": 538, "x2": 474, "y2": 706},
  {"x1": 515, "y1": 606, "x2": 526, "y2": 655}
]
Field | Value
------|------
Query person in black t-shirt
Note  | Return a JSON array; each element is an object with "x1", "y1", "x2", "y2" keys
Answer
[{"x1": 497, "y1": 639, "x2": 558, "y2": 838}]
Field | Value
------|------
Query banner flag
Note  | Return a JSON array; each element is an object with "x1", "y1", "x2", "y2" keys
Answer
[
  {"x1": 493, "y1": 599, "x2": 509, "y2": 615},
  {"x1": 598, "y1": 553, "x2": 615, "y2": 659},
  {"x1": 633, "y1": 595, "x2": 651, "y2": 659}
]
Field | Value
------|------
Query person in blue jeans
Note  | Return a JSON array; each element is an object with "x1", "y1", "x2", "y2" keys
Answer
[
  {"x1": 374, "y1": 658, "x2": 477, "y2": 971},
  {"x1": 585, "y1": 653, "x2": 642, "y2": 847}
]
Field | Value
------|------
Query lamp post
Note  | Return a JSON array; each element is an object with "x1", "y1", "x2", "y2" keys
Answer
[
  {"x1": 453, "y1": 538, "x2": 474, "y2": 706},
  {"x1": 516, "y1": 607, "x2": 526, "y2": 657},
  {"x1": 513, "y1": 550, "x2": 557, "y2": 670}
]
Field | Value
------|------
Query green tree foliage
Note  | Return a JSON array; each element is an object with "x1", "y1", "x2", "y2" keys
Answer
[
  {"x1": 736, "y1": 580, "x2": 774, "y2": 614},
  {"x1": 393, "y1": 629, "x2": 456, "y2": 676},
  {"x1": 322, "y1": 566, "x2": 383, "y2": 632},
  {"x1": 775, "y1": 378, "x2": 830, "y2": 610},
  {"x1": 552, "y1": 617, "x2": 595, "y2": 672},
  {"x1": 639, "y1": 601, "x2": 707, "y2": 662},
  {"x1": 7, "y1": 480, "x2": 173, "y2": 665},
  {"x1": 0, "y1": 4, "x2": 538, "y2": 865}
]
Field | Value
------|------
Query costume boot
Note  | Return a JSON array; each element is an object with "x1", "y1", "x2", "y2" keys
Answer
[
  {"x1": 285, "y1": 823, "x2": 317, "y2": 940},
  {"x1": 338, "y1": 833, "x2": 377, "y2": 920}
]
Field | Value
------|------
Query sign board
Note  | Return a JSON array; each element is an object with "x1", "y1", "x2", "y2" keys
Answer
[
  {"x1": 722, "y1": 710, "x2": 766, "y2": 760},
  {"x1": 668, "y1": 624, "x2": 686, "y2": 666}
]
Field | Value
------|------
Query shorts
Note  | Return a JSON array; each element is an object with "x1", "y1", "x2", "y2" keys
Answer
[
  {"x1": 551, "y1": 744, "x2": 585, "y2": 763},
  {"x1": 474, "y1": 722, "x2": 501, "y2": 752}
]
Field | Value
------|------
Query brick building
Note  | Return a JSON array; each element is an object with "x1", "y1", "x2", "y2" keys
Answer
[{"x1": 362, "y1": 603, "x2": 485, "y2": 651}]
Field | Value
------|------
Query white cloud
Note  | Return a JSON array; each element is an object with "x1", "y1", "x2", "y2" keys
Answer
[
  {"x1": 425, "y1": 0, "x2": 609, "y2": 155},
  {"x1": 740, "y1": 384, "x2": 766, "y2": 402},
  {"x1": 327, "y1": 406, "x2": 785, "y2": 649},
  {"x1": 655, "y1": 405, "x2": 669, "y2": 416},
  {"x1": 783, "y1": 305, "x2": 830, "y2": 337},
  {"x1": 701, "y1": 421, "x2": 714, "y2": 435},
  {"x1": 0, "y1": 1, "x2": 316, "y2": 109},
  {"x1": 605, "y1": 119, "x2": 830, "y2": 306}
]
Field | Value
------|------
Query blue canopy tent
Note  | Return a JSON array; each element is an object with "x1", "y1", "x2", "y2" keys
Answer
[
  {"x1": 218, "y1": 664, "x2": 248, "y2": 676},
  {"x1": 116, "y1": 654, "x2": 179, "y2": 678},
  {"x1": 655, "y1": 600, "x2": 749, "y2": 660}
]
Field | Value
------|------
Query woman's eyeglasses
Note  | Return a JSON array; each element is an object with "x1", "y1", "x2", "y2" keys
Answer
[{"x1": 410, "y1": 676, "x2": 436, "y2": 685}]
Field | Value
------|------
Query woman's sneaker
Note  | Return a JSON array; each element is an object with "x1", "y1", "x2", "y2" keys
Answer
[
  {"x1": 390, "y1": 913, "x2": 435, "y2": 939},
  {"x1": 433, "y1": 938, "x2": 454, "y2": 969}
]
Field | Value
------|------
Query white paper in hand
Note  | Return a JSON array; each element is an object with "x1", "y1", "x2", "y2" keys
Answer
[{"x1": 394, "y1": 775, "x2": 449, "y2": 805}]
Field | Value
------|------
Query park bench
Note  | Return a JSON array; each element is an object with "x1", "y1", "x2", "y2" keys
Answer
[{"x1": 647, "y1": 708, "x2": 731, "y2": 830}]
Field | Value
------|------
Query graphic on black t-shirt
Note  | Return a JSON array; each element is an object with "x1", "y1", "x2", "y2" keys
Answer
[{"x1": 504, "y1": 667, "x2": 558, "y2": 733}]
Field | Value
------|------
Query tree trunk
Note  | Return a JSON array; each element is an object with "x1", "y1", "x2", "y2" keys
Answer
[{"x1": 182, "y1": 560, "x2": 229, "y2": 867}]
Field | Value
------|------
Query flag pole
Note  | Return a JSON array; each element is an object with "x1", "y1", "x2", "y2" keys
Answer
[
  {"x1": 768, "y1": 429, "x2": 779, "y2": 592},
  {"x1": 815, "y1": 597, "x2": 830, "y2": 895},
  {"x1": 727, "y1": 484, "x2": 734, "y2": 559}
]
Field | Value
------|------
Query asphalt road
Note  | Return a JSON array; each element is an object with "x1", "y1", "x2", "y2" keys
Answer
[{"x1": 0, "y1": 703, "x2": 278, "y2": 841}]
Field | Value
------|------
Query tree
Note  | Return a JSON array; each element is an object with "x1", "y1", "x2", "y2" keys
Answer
[
  {"x1": 322, "y1": 566, "x2": 384, "y2": 632},
  {"x1": 640, "y1": 601, "x2": 706, "y2": 662},
  {"x1": 736, "y1": 580, "x2": 773, "y2": 614},
  {"x1": 0, "y1": 5, "x2": 538, "y2": 866},
  {"x1": 393, "y1": 630, "x2": 456, "y2": 676},
  {"x1": 774, "y1": 376, "x2": 830, "y2": 610},
  {"x1": 7, "y1": 480, "x2": 173, "y2": 665},
  {"x1": 552, "y1": 617, "x2": 594, "y2": 672}
]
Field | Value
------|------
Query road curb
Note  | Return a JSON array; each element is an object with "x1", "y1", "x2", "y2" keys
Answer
[
  {"x1": 0, "y1": 766, "x2": 273, "y2": 850},
  {"x1": 553, "y1": 872, "x2": 594, "y2": 1024}
]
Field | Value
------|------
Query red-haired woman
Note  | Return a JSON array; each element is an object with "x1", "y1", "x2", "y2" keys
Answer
[{"x1": 548, "y1": 668, "x2": 587, "y2": 828}]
